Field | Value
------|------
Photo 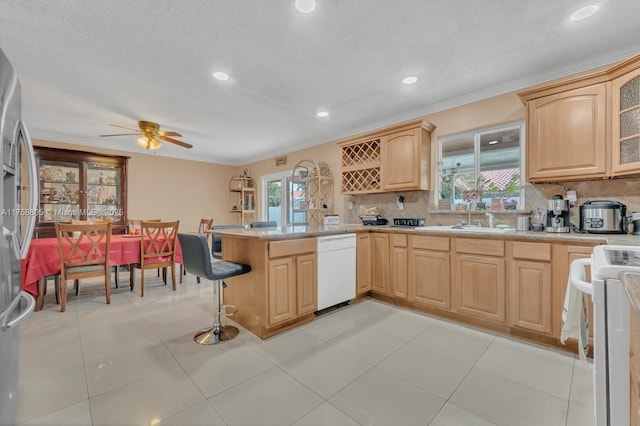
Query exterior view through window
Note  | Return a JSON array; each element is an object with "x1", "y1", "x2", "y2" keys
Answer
[
  {"x1": 262, "y1": 170, "x2": 307, "y2": 226},
  {"x1": 439, "y1": 122, "x2": 524, "y2": 211}
]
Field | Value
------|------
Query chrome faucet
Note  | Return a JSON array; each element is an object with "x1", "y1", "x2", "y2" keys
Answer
[{"x1": 485, "y1": 212, "x2": 494, "y2": 228}]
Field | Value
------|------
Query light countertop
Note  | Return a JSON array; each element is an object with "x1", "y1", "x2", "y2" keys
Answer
[{"x1": 208, "y1": 224, "x2": 640, "y2": 245}]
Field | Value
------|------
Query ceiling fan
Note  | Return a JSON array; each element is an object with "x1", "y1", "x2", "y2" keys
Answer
[{"x1": 99, "y1": 121, "x2": 193, "y2": 150}]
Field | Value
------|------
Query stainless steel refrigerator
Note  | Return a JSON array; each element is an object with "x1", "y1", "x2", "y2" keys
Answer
[{"x1": 0, "y1": 47, "x2": 38, "y2": 426}]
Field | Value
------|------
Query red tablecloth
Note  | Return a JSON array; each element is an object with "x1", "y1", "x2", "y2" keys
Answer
[{"x1": 20, "y1": 235, "x2": 183, "y2": 298}]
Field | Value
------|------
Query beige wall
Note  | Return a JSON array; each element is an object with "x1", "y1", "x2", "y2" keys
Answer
[
  {"x1": 33, "y1": 92, "x2": 526, "y2": 228},
  {"x1": 33, "y1": 139, "x2": 238, "y2": 232}
]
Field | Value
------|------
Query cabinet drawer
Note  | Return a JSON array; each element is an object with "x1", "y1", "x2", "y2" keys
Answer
[
  {"x1": 391, "y1": 233, "x2": 407, "y2": 248},
  {"x1": 411, "y1": 235, "x2": 449, "y2": 251},
  {"x1": 512, "y1": 242, "x2": 551, "y2": 261},
  {"x1": 269, "y1": 238, "x2": 316, "y2": 258},
  {"x1": 456, "y1": 238, "x2": 504, "y2": 257}
]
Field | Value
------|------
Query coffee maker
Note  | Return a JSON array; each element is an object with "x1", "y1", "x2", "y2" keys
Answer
[{"x1": 546, "y1": 194, "x2": 571, "y2": 233}]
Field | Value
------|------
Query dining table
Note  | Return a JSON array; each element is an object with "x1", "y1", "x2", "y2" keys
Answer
[{"x1": 21, "y1": 234, "x2": 183, "y2": 311}]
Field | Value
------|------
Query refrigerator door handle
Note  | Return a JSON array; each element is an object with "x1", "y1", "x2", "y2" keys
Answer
[
  {"x1": 0, "y1": 292, "x2": 35, "y2": 331},
  {"x1": 15, "y1": 120, "x2": 38, "y2": 259}
]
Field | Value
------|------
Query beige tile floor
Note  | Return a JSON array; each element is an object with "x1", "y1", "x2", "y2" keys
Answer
[{"x1": 17, "y1": 272, "x2": 595, "y2": 425}]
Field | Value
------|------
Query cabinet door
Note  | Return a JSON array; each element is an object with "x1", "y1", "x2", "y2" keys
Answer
[
  {"x1": 86, "y1": 163, "x2": 124, "y2": 223},
  {"x1": 268, "y1": 257, "x2": 296, "y2": 326},
  {"x1": 612, "y1": 67, "x2": 640, "y2": 175},
  {"x1": 37, "y1": 159, "x2": 82, "y2": 228},
  {"x1": 382, "y1": 129, "x2": 424, "y2": 190},
  {"x1": 371, "y1": 233, "x2": 390, "y2": 295},
  {"x1": 296, "y1": 253, "x2": 317, "y2": 316},
  {"x1": 455, "y1": 254, "x2": 506, "y2": 323},
  {"x1": 356, "y1": 233, "x2": 371, "y2": 295},
  {"x1": 390, "y1": 234, "x2": 408, "y2": 299},
  {"x1": 510, "y1": 259, "x2": 552, "y2": 334},
  {"x1": 527, "y1": 83, "x2": 607, "y2": 181},
  {"x1": 409, "y1": 249, "x2": 450, "y2": 309}
]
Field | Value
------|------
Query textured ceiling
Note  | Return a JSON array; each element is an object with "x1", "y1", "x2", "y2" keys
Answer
[{"x1": 2, "y1": 0, "x2": 640, "y2": 165}]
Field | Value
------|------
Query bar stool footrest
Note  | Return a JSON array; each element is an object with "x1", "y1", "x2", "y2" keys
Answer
[{"x1": 194, "y1": 325, "x2": 239, "y2": 345}]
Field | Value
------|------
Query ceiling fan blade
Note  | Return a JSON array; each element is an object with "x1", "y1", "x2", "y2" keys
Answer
[
  {"x1": 158, "y1": 131, "x2": 182, "y2": 137},
  {"x1": 160, "y1": 135, "x2": 193, "y2": 149},
  {"x1": 109, "y1": 124, "x2": 140, "y2": 132},
  {"x1": 99, "y1": 133, "x2": 141, "y2": 137}
]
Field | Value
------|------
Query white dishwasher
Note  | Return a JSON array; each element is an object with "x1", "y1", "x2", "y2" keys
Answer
[{"x1": 317, "y1": 233, "x2": 356, "y2": 310}]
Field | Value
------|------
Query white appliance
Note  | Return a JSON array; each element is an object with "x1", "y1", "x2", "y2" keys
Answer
[
  {"x1": 317, "y1": 233, "x2": 356, "y2": 310},
  {"x1": 0, "y1": 47, "x2": 38, "y2": 426},
  {"x1": 572, "y1": 245, "x2": 639, "y2": 426}
]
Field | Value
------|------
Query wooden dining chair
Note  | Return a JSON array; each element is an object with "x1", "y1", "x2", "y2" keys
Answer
[
  {"x1": 72, "y1": 219, "x2": 119, "y2": 285},
  {"x1": 127, "y1": 218, "x2": 162, "y2": 276},
  {"x1": 54, "y1": 222, "x2": 112, "y2": 312},
  {"x1": 181, "y1": 218, "x2": 214, "y2": 283},
  {"x1": 130, "y1": 220, "x2": 179, "y2": 297}
]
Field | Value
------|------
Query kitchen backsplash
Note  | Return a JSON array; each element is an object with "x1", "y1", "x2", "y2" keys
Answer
[{"x1": 342, "y1": 176, "x2": 640, "y2": 228}]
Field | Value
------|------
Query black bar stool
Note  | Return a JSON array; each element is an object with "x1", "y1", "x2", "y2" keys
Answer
[{"x1": 177, "y1": 233, "x2": 251, "y2": 345}]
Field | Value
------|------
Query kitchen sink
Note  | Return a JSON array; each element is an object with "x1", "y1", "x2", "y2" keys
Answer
[{"x1": 414, "y1": 225, "x2": 515, "y2": 233}]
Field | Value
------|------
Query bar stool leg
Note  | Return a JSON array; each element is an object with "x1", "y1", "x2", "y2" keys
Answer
[{"x1": 193, "y1": 279, "x2": 239, "y2": 345}]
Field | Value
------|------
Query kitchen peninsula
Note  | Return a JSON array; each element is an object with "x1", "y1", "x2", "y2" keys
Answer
[{"x1": 211, "y1": 225, "x2": 638, "y2": 345}]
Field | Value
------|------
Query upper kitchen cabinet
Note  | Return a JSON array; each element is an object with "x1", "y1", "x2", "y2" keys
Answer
[
  {"x1": 338, "y1": 119, "x2": 434, "y2": 194},
  {"x1": 610, "y1": 56, "x2": 640, "y2": 176},
  {"x1": 519, "y1": 53, "x2": 640, "y2": 182},
  {"x1": 519, "y1": 76, "x2": 610, "y2": 182}
]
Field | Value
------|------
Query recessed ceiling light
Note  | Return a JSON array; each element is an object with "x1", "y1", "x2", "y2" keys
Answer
[
  {"x1": 402, "y1": 76, "x2": 418, "y2": 85},
  {"x1": 570, "y1": 5, "x2": 599, "y2": 21},
  {"x1": 317, "y1": 111, "x2": 329, "y2": 118},
  {"x1": 295, "y1": 0, "x2": 316, "y2": 13},
  {"x1": 212, "y1": 71, "x2": 229, "y2": 81}
]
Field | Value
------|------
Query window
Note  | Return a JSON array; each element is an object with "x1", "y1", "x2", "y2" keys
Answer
[
  {"x1": 438, "y1": 121, "x2": 524, "y2": 210},
  {"x1": 261, "y1": 170, "x2": 307, "y2": 226}
]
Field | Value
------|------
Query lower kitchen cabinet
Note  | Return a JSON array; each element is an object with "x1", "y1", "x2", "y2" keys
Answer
[
  {"x1": 296, "y1": 253, "x2": 317, "y2": 316},
  {"x1": 510, "y1": 241, "x2": 552, "y2": 334},
  {"x1": 356, "y1": 233, "x2": 372, "y2": 295},
  {"x1": 390, "y1": 234, "x2": 408, "y2": 299},
  {"x1": 454, "y1": 238, "x2": 506, "y2": 324},
  {"x1": 408, "y1": 235, "x2": 451, "y2": 310},
  {"x1": 267, "y1": 238, "x2": 317, "y2": 327},
  {"x1": 371, "y1": 233, "x2": 390, "y2": 295}
]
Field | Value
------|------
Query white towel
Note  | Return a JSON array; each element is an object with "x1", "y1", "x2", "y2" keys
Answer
[{"x1": 561, "y1": 258, "x2": 592, "y2": 363}]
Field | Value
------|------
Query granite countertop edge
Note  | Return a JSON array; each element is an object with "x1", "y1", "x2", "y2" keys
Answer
[{"x1": 208, "y1": 224, "x2": 639, "y2": 245}]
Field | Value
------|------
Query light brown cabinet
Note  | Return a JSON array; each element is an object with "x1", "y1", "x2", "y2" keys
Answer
[
  {"x1": 381, "y1": 126, "x2": 431, "y2": 191},
  {"x1": 519, "y1": 53, "x2": 640, "y2": 182},
  {"x1": 520, "y1": 82, "x2": 608, "y2": 182},
  {"x1": 356, "y1": 233, "x2": 372, "y2": 295},
  {"x1": 338, "y1": 119, "x2": 434, "y2": 194},
  {"x1": 510, "y1": 241, "x2": 552, "y2": 334},
  {"x1": 611, "y1": 63, "x2": 640, "y2": 176},
  {"x1": 390, "y1": 234, "x2": 408, "y2": 299},
  {"x1": 370, "y1": 232, "x2": 390, "y2": 295},
  {"x1": 267, "y1": 238, "x2": 317, "y2": 326},
  {"x1": 454, "y1": 238, "x2": 506, "y2": 324},
  {"x1": 408, "y1": 235, "x2": 451, "y2": 310}
]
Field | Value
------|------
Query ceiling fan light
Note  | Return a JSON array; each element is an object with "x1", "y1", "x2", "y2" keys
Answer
[
  {"x1": 137, "y1": 136, "x2": 162, "y2": 150},
  {"x1": 295, "y1": 0, "x2": 316, "y2": 13}
]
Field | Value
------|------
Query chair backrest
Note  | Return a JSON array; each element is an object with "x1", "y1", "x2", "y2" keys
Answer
[
  {"x1": 177, "y1": 233, "x2": 214, "y2": 280},
  {"x1": 128, "y1": 218, "x2": 161, "y2": 233},
  {"x1": 198, "y1": 218, "x2": 214, "y2": 239},
  {"x1": 55, "y1": 222, "x2": 112, "y2": 277},
  {"x1": 210, "y1": 224, "x2": 244, "y2": 258},
  {"x1": 250, "y1": 221, "x2": 277, "y2": 228},
  {"x1": 140, "y1": 220, "x2": 179, "y2": 266}
]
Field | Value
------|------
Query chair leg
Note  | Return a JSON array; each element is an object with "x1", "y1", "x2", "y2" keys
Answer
[
  {"x1": 54, "y1": 277, "x2": 60, "y2": 304},
  {"x1": 130, "y1": 266, "x2": 135, "y2": 292},
  {"x1": 171, "y1": 263, "x2": 176, "y2": 291},
  {"x1": 74, "y1": 279, "x2": 80, "y2": 296},
  {"x1": 60, "y1": 280, "x2": 67, "y2": 312},
  {"x1": 193, "y1": 279, "x2": 238, "y2": 345},
  {"x1": 140, "y1": 267, "x2": 145, "y2": 298},
  {"x1": 114, "y1": 266, "x2": 119, "y2": 288},
  {"x1": 36, "y1": 279, "x2": 45, "y2": 311},
  {"x1": 162, "y1": 268, "x2": 167, "y2": 284},
  {"x1": 157, "y1": 268, "x2": 160, "y2": 277},
  {"x1": 105, "y1": 270, "x2": 111, "y2": 305},
  {"x1": 196, "y1": 276, "x2": 201, "y2": 284}
]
